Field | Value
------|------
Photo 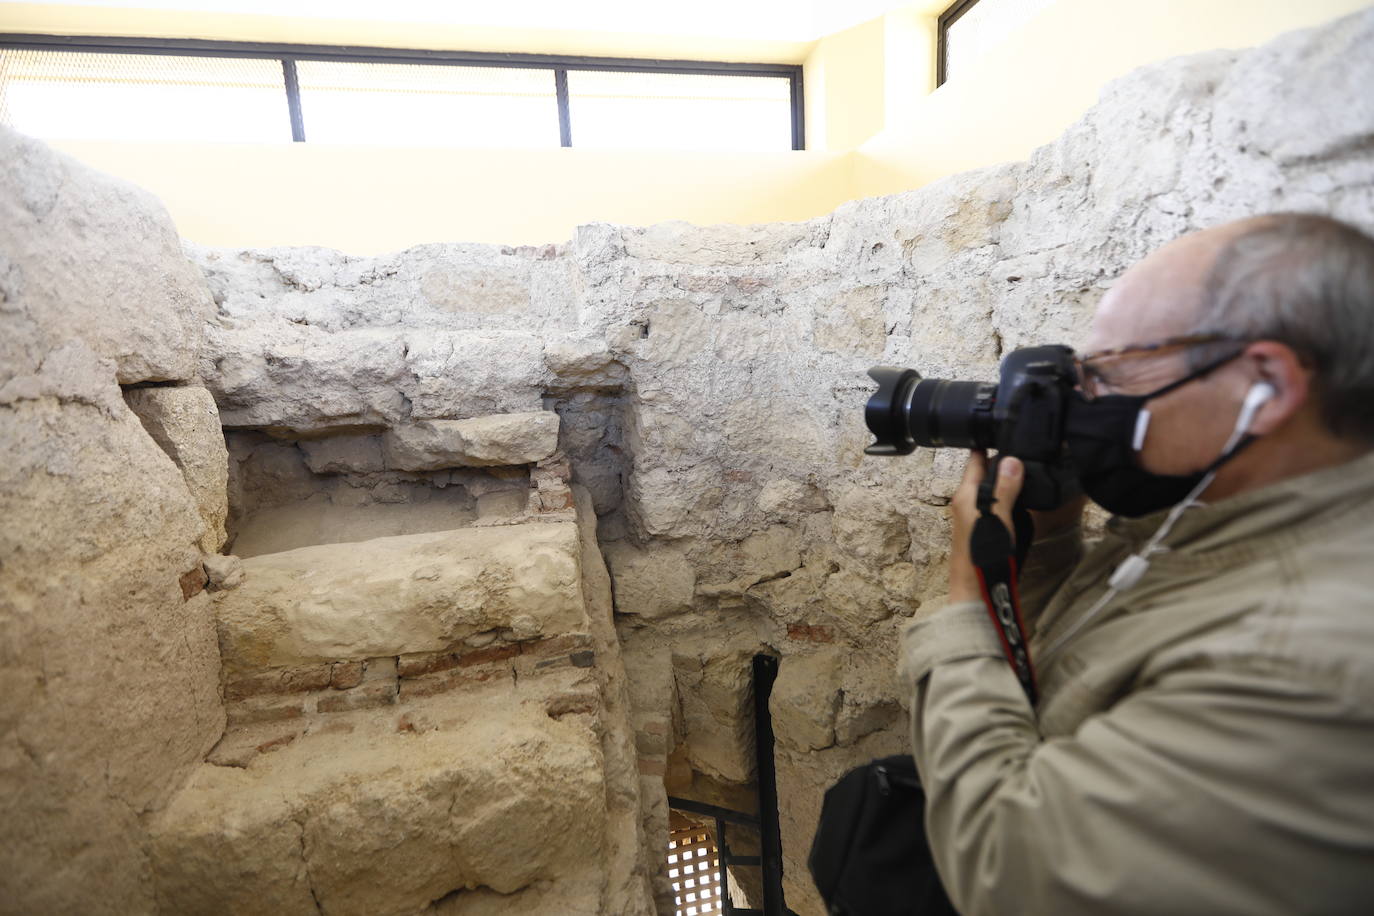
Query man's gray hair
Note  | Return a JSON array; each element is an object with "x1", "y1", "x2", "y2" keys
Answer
[{"x1": 1193, "y1": 213, "x2": 1374, "y2": 443}]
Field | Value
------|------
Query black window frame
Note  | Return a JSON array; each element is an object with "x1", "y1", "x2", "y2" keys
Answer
[
  {"x1": 0, "y1": 34, "x2": 805, "y2": 150},
  {"x1": 936, "y1": 0, "x2": 982, "y2": 87}
]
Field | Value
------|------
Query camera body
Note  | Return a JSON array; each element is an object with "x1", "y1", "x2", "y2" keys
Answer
[{"x1": 865, "y1": 345, "x2": 1082, "y2": 510}]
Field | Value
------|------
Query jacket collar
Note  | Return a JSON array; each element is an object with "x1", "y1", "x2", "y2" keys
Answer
[{"x1": 1104, "y1": 448, "x2": 1374, "y2": 569}]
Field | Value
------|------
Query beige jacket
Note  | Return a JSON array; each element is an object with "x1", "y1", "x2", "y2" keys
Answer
[{"x1": 899, "y1": 451, "x2": 1374, "y2": 915}]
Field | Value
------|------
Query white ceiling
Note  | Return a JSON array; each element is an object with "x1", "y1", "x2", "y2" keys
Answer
[{"x1": 19, "y1": 0, "x2": 952, "y2": 41}]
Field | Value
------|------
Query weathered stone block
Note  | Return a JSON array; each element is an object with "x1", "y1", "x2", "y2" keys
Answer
[
  {"x1": 124, "y1": 385, "x2": 230, "y2": 552},
  {"x1": 204, "y1": 553, "x2": 244, "y2": 591},
  {"x1": 383, "y1": 411, "x2": 560, "y2": 470},
  {"x1": 602, "y1": 541, "x2": 696, "y2": 619},
  {"x1": 0, "y1": 129, "x2": 223, "y2": 914},
  {"x1": 475, "y1": 487, "x2": 528, "y2": 521},
  {"x1": 227, "y1": 696, "x2": 306, "y2": 727},
  {"x1": 215, "y1": 522, "x2": 588, "y2": 672},
  {"x1": 299, "y1": 434, "x2": 386, "y2": 474},
  {"x1": 0, "y1": 127, "x2": 214, "y2": 389},
  {"x1": 546, "y1": 690, "x2": 600, "y2": 719},
  {"x1": 771, "y1": 651, "x2": 842, "y2": 752}
]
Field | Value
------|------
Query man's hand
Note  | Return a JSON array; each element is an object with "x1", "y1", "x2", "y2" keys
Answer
[{"x1": 948, "y1": 451, "x2": 1023, "y2": 604}]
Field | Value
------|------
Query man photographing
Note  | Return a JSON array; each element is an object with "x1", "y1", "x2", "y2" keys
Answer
[{"x1": 898, "y1": 213, "x2": 1374, "y2": 914}]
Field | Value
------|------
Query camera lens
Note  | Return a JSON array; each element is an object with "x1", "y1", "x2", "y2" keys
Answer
[
  {"x1": 865, "y1": 366, "x2": 998, "y2": 455},
  {"x1": 908, "y1": 379, "x2": 998, "y2": 449}
]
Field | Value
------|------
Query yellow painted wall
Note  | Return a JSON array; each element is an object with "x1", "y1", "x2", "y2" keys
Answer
[
  {"x1": 47, "y1": 140, "x2": 852, "y2": 251},
  {"x1": 803, "y1": 16, "x2": 887, "y2": 152},
  {"x1": 3, "y1": 0, "x2": 1369, "y2": 252},
  {"x1": 853, "y1": 0, "x2": 1373, "y2": 198}
]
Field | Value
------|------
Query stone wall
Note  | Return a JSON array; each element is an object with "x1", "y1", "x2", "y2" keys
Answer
[
  {"x1": 0, "y1": 127, "x2": 224, "y2": 913},
  {"x1": 2, "y1": 8, "x2": 1372, "y2": 915}
]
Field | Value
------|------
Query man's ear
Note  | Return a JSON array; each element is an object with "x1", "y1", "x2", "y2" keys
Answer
[{"x1": 1240, "y1": 340, "x2": 1310, "y2": 435}]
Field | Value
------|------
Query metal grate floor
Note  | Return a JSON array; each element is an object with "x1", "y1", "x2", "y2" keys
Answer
[{"x1": 668, "y1": 823, "x2": 723, "y2": 915}]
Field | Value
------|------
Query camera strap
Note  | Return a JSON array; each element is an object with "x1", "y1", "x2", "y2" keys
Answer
[{"x1": 970, "y1": 462, "x2": 1038, "y2": 704}]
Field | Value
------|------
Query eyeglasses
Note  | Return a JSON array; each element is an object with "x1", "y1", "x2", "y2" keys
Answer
[{"x1": 1074, "y1": 334, "x2": 1249, "y2": 401}]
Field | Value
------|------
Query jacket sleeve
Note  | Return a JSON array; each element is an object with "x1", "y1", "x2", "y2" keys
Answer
[{"x1": 898, "y1": 610, "x2": 1363, "y2": 916}]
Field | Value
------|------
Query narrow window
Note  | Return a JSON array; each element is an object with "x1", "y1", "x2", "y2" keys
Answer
[
  {"x1": 938, "y1": 0, "x2": 1058, "y2": 86},
  {"x1": 565, "y1": 70, "x2": 793, "y2": 151},
  {"x1": 0, "y1": 49, "x2": 288, "y2": 141},
  {"x1": 292, "y1": 60, "x2": 561, "y2": 147}
]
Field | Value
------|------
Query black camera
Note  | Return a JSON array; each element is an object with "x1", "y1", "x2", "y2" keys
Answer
[{"x1": 864, "y1": 345, "x2": 1082, "y2": 510}]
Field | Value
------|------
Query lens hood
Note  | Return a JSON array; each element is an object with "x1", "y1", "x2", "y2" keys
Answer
[{"x1": 864, "y1": 366, "x2": 922, "y2": 455}]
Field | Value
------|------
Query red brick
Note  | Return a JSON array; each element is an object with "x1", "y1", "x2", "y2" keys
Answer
[
  {"x1": 787, "y1": 623, "x2": 835, "y2": 643},
  {"x1": 180, "y1": 566, "x2": 208, "y2": 600},
  {"x1": 283, "y1": 664, "x2": 333, "y2": 691},
  {"x1": 532, "y1": 488, "x2": 574, "y2": 512},
  {"x1": 256, "y1": 733, "x2": 297, "y2": 754},
  {"x1": 330, "y1": 660, "x2": 364, "y2": 689},
  {"x1": 399, "y1": 665, "x2": 505, "y2": 700},
  {"x1": 226, "y1": 664, "x2": 332, "y2": 700},
  {"x1": 520, "y1": 633, "x2": 593, "y2": 659},
  {"x1": 396, "y1": 650, "x2": 458, "y2": 678},
  {"x1": 456, "y1": 643, "x2": 521, "y2": 668},
  {"x1": 535, "y1": 454, "x2": 572, "y2": 479}
]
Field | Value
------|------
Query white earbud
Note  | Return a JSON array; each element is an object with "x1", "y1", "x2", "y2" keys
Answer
[{"x1": 1234, "y1": 381, "x2": 1277, "y2": 437}]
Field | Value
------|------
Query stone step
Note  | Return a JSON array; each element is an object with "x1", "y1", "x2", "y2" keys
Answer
[
  {"x1": 149, "y1": 672, "x2": 610, "y2": 916},
  {"x1": 213, "y1": 519, "x2": 587, "y2": 678}
]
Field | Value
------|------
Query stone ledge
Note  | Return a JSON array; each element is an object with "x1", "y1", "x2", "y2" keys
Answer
[{"x1": 223, "y1": 633, "x2": 600, "y2": 723}]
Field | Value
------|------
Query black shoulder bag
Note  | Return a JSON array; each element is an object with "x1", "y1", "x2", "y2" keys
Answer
[{"x1": 807, "y1": 754, "x2": 957, "y2": 916}]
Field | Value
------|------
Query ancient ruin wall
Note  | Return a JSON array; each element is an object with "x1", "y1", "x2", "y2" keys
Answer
[
  {"x1": 0, "y1": 127, "x2": 224, "y2": 912},
  {"x1": 187, "y1": 11, "x2": 1374, "y2": 912},
  {"x1": 2, "y1": 8, "x2": 1372, "y2": 915}
]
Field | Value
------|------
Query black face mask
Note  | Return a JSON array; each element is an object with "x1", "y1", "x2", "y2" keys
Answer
[{"x1": 1064, "y1": 352, "x2": 1249, "y2": 518}]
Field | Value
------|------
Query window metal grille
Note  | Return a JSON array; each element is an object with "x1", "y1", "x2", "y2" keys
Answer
[
  {"x1": 0, "y1": 48, "x2": 289, "y2": 141},
  {"x1": 937, "y1": 0, "x2": 1058, "y2": 86},
  {"x1": 668, "y1": 823, "x2": 724, "y2": 916},
  {"x1": 0, "y1": 36, "x2": 804, "y2": 150}
]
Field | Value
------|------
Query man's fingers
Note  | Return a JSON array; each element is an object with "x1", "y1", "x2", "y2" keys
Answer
[
  {"x1": 994, "y1": 456, "x2": 1024, "y2": 531},
  {"x1": 959, "y1": 450, "x2": 989, "y2": 491}
]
